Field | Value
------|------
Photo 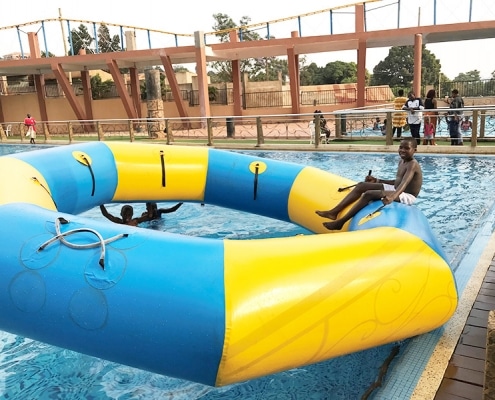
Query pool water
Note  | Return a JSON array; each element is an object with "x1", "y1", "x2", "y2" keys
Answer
[{"x1": 1, "y1": 145, "x2": 495, "y2": 399}]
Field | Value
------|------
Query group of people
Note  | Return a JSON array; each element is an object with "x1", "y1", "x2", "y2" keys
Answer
[
  {"x1": 389, "y1": 88, "x2": 467, "y2": 146},
  {"x1": 100, "y1": 202, "x2": 183, "y2": 226}
]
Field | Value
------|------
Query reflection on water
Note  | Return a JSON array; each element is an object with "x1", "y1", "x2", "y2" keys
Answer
[{"x1": 2, "y1": 147, "x2": 495, "y2": 399}]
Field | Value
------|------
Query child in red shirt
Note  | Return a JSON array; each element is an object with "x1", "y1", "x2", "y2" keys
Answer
[{"x1": 423, "y1": 115, "x2": 435, "y2": 145}]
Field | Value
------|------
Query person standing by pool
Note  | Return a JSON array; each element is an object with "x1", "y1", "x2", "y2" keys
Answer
[
  {"x1": 424, "y1": 89, "x2": 438, "y2": 144},
  {"x1": 141, "y1": 201, "x2": 183, "y2": 220},
  {"x1": 446, "y1": 89, "x2": 465, "y2": 145},
  {"x1": 402, "y1": 91, "x2": 424, "y2": 146},
  {"x1": 461, "y1": 116, "x2": 472, "y2": 131},
  {"x1": 23, "y1": 113, "x2": 36, "y2": 144},
  {"x1": 315, "y1": 138, "x2": 422, "y2": 231},
  {"x1": 423, "y1": 116, "x2": 435, "y2": 146},
  {"x1": 392, "y1": 89, "x2": 407, "y2": 138}
]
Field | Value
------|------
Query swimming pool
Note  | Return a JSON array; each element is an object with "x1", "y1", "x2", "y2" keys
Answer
[{"x1": 1, "y1": 144, "x2": 495, "y2": 399}]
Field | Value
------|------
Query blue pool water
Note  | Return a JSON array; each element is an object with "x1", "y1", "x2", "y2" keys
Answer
[{"x1": 2, "y1": 144, "x2": 495, "y2": 399}]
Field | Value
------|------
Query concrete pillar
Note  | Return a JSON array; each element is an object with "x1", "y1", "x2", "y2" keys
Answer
[
  {"x1": 145, "y1": 69, "x2": 165, "y2": 138},
  {"x1": 125, "y1": 31, "x2": 137, "y2": 51},
  {"x1": 355, "y1": 4, "x2": 366, "y2": 108},
  {"x1": 413, "y1": 34, "x2": 423, "y2": 97},
  {"x1": 229, "y1": 30, "x2": 243, "y2": 116},
  {"x1": 194, "y1": 31, "x2": 211, "y2": 121}
]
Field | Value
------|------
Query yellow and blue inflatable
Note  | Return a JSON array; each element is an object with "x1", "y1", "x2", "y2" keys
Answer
[{"x1": 0, "y1": 142, "x2": 457, "y2": 386}]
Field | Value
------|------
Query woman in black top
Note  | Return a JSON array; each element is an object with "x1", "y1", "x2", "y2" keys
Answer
[{"x1": 424, "y1": 89, "x2": 438, "y2": 145}]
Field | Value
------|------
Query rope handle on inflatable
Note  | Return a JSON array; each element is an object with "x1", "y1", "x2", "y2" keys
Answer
[
  {"x1": 253, "y1": 163, "x2": 259, "y2": 200},
  {"x1": 338, "y1": 170, "x2": 372, "y2": 192},
  {"x1": 32, "y1": 177, "x2": 58, "y2": 209},
  {"x1": 38, "y1": 217, "x2": 128, "y2": 269},
  {"x1": 160, "y1": 150, "x2": 166, "y2": 187},
  {"x1": 358, "y1": 203, "x2": 387, "y2": 226},
  {"x1": 248, "y1": 161, "x2": 267, "y2": 201},
  {"x1": 72, "y1": 151, "x2": 96, "y2": 196}
]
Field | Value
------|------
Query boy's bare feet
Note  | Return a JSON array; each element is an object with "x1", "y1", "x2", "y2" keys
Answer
[
  {"x1": 315, "y1": 210, "x2": 338, "y2": 220},
  {"x1": 323, "y1": 220, "x2": 345, "y2": 230}
]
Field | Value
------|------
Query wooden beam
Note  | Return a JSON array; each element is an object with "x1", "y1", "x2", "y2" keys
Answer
[
  {"x1": 160, "y1": 55, "x2": 188, "y2": 118},
  {"x1": 50, "y1": 63, "x2": 87, "y2": 121},
  {"x1": 106, "y1": 59, "x2": 138, "y2": 120}
]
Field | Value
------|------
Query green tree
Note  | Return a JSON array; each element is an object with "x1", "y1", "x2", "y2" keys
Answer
[
  {"x1": 173, "y1": 66, "x2": 190, "y2": 73},
  {"x1": 454, "y1": 70, "x2": 481, "y2": 82},
  {"x1": 321, "y1": 61, "x2": 358, "y2": 84},
  {"x1": 370, "y1": 45, "x2": 441, "y2": 87},
  {"x1": 41, "y1": 51, "x2": 55, "y2": 58},
  {"x1": 208, "y1": 14, "x2": 288, "y2": 83},
  {"x1": 97, "y1": 24, "x2": 121, "y2": 53},
  {"x1": 250, "y1": 57, "x2": 289, "y2": 82},
  {"x1": 300, "y1": 62, "x2": 323, "y2": 86},
  {"x1": 90, "y1": 74, "x2": 114, "y2": 99},
  {"x1": 68, "y1": 24, "x2": 94, "y2": 55},
  {"x1": 300, "y1": 61, "x2": 368, "y2": 86}
]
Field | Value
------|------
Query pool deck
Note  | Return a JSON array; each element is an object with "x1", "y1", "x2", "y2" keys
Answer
[{"x1": 434, "y1": 260, "x2": 495, "y2": 400}]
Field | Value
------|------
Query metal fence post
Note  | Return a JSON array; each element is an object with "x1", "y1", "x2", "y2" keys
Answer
[
  {"x1": 68, "y1": 122, "x2": 73, "y2": 143},
  {"x1": 165, "y1": 120, "x2": 172, "y2": 145},
  {"x1": 97, "y1": 121, "x2": 104, "y2": 141},
  {"x1": 480, "y1": 110, "x2": 486, "y2": 138},
  {"x1": 129, "y1": 120, "x2": 135, "y2": 142},
  {"x1": 255, "y1": 117, "x2": 264, "y2": 147},
  {"x1": 207, "y1": 118, "x2": 213, "y2": 146},
  {"x1": 471, "y1": 110, "x2": 478, "y2": 148},
  {"x1": 385, "y1": 111, "x2": 393, "y2": 145},
  {"x1": 314, "y1": 115, "x2": 321, "y2": 147}
]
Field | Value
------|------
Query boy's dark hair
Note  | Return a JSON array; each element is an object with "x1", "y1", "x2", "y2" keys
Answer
[
  {"x1": 452, "y1": 89, "x2": 459, "y2": 95},
  {"x1": 398, "y1": 89, "x2": 404, "y2": 96},
  {"x1": 401, "y1": 137, "x2": 418, "y2": 149}
]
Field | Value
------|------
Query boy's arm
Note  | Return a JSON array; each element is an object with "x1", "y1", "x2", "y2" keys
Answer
[
  {"x1": 134, "y1": 214, "x2": 152, "y2": 224},
  {"x1": 100, "y1": 205, "x2": 122, "y2": 223},
  {"x1": 157, "y1": 202, "x2": 183, "y2": 215},
  {"x1": 366, "y1": 176, "x2": 395, "y2": 185}
]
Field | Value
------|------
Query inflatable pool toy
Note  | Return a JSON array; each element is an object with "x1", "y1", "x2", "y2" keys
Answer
[{"x1": 0, "y1": 142, "x2": 457, "y2": 386}]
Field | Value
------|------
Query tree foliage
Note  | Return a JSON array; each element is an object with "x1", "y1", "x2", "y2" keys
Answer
[
  {"x1": 41, "y1": 51, "x2": 55, "y2": 58},
  {"x1": 90, "y1": 74, "x2": 114, "y2": 99},
  {"x1": 97, "y1": 24, "x2": 121, "y2": 53},
  {"x1": 300, "y1": 61, "x2": 368, "y2": 86},
  {"x1": 370, "y1": 45, "x2": 441, "y2": 87},
  {"x1": 68, "y1": 24, "x2": 94, "y2": 55},
  {"x1": 208, "y1": 14, "x2": 288, "y2": 83},
  {"x1": 454, "y1": 70, "x2": 481, "y2": 81}
]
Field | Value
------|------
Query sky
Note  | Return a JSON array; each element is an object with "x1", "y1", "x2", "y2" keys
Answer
[{"x1": 1, "y1": 0, "x2": 494, "y2": 80}]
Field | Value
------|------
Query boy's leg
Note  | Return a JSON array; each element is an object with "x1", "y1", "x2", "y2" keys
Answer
[
  {"x1": 323, "y1": 190, "x2": 385, "y2": 230},
  {"x1": 316, "y1": 182, "x2": 384, "y2": 220}
]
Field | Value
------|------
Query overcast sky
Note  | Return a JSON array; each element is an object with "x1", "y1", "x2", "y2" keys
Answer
[{"x1": 1, "y1": 0, "x2": 494, "y2": 79}]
